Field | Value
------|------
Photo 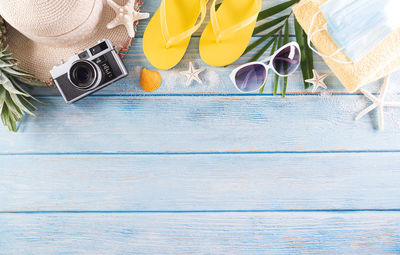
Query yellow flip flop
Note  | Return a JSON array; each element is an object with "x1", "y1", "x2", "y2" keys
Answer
[
  {"x1": 199, "y1": 0, "x2": 262, "y2": 67},
  {"x1": 143, "y1": 0, "x2": 208, "y2": 70}
]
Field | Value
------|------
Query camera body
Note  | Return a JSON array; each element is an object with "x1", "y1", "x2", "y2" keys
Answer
[{"x1": 50, "y1": 39, "x2": 128, "y2": 104}]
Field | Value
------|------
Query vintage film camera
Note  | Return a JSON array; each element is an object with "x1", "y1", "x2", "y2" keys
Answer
[{"x1": 50, "y1": 39, "x2": 128, "y2": 103}]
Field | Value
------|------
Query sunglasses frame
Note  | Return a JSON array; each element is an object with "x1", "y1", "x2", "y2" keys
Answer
[{"x1": 230, "y1": 42, "x2": 301, "y2": 93}]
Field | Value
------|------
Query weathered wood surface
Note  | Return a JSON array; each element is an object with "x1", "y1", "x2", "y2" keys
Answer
[
  {"x1": 1, "y1": 153, "x2": 400, "y2": 212},
  {"x1": 1, "y1": 95, "x2": 400, "y2": 154},
  {"x1": 2, "y1": 212, "x2": 400, "y2": 254},
  {"x1": 1, "y1": 0, "x2": 400, "y2": 253}
]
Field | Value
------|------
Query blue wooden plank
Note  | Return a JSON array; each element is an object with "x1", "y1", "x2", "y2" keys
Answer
[
  {"x1": 1, "y1": 212, "x2": 400, "y2": 254},
  {"x1": 1, "y1": 95, "x2": 400, "y2": 153},
  {"x1": 0, "y1": 0, "x2": 398, "y2": 252},
  {"x1": 1, "y1": 153, "x2": 400, "y2": 211}
]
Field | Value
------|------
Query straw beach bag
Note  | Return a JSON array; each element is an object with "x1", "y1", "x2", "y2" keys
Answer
[{"x1": 293, "y1": 0, "x2": 400, "y2": 92}]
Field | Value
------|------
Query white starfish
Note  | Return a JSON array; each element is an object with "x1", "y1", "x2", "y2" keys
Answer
[
  {"x1": 180, "y1": 62, "x2": 205, "y2": 86},
  {"x1": 355, "y1": 75, "x2": 400, "y2": 131},
  {"x1": 306, "y1": 69, "x2": 329, "y2": 93},
  {"x1": 106, "y1": 0, "x2": 150, "y2": 38}
]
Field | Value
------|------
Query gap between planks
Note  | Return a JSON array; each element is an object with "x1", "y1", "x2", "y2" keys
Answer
[
  {"x1": 2, "y1": 209, "x2": 400, "y2": 214},
  {"x1": 2, "y1": 150, "x2": 400, "y2": 156},
  {"x1": 33, "y1": 93, "x2": 367, "y2": 97}
]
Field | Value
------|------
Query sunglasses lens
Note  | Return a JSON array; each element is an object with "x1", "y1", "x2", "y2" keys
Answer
[
  {"x1": 273, "y1": 45, "x2": 300, "y2": 76},
  {"x1": 234, "y1": 64, "x2": 266, "y2": 92}
]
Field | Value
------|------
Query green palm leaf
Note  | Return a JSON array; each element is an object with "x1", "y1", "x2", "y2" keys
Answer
[
  {"x1": 259, "y1": 37, "x2": 278, "y2": 94},
  {"x1": 273, "y1": 30, "x2": 283, "y2": 96},
  {"x1": 243, "y1": 0, "x2": 314, "y2": 96},
  {"x1": 253, "y1": 15, "x2": 289, "y2": 35},
  {"x1": 244, "y1": 26, "x2": 282, "y2": 56},
  {"x1": 257, "y1": 0, "x2": 299, "y2": 21},
  {"x1": 282, "y1": 19, "x2": 290, "y2": 98},
  {"x1": 0, "y1": 46, "x2": 45, "y2": 131}
]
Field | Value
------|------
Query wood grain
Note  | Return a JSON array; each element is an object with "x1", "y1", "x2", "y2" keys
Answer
[
  {"x1": 1, "y1": 153, "x2": 400, "y2": 211},
  {"x1": 1, "y1": 95, "x2": 400, "y2": 153},
  {"x1": 1, "y1": 0, "x2": 400, "y2": 253},
  {"x1": 1, "y1": 212, "x2": 400, "y2": 254}
]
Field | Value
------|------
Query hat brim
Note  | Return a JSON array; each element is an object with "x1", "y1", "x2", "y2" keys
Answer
[{"x1": 6, "y1": 0, "x2": 137, "y2": 82}]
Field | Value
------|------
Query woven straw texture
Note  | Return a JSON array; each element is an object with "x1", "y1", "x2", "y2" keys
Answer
[
  {"x1": 0, "y1": 0, "x2": 136, "y2": 81},
  {"x1": 293, "y1": 0, "x2": 400, "y2": 92}
]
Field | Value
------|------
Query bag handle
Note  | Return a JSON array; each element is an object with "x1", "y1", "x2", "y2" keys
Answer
[{"x1": 307, "y1": 10, "x2": 352, "y2": 65}]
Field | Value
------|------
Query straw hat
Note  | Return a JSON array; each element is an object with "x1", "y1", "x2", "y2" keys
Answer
[{"x1": 0, "y1": 0, "x2": 138, "y2": 81}]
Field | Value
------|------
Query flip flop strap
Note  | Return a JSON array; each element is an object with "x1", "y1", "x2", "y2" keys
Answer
[
  {"x1": 210, "y1": 0, "x2": 261, "y2": 43},
  {"x1": 160, "y1": 0, "x2": 208, "y2": 48}
]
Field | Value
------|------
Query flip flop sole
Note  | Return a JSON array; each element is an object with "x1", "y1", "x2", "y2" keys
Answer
[
  {"x1": 199, "y1": 0, "x2": 260, "y2": 67},
  {"x1": 143, "y1": 0, "x2": 202, "y2": 70}
]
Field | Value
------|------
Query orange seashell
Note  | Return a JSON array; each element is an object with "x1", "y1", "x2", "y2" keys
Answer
[{"x1": 140, "y1": 68, "x2": 161, "y2": 92}]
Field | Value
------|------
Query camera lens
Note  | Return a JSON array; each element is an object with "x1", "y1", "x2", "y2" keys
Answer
[{"x1": 69, "y1": 61, "x2": 97, "y2": 90}]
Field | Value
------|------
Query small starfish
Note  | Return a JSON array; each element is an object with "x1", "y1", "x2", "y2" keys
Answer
[
  {"x1": 180, "y1": 62, "x2": 205, "y2": 86},
  {"x1": 355, "y1": 75, "x2": 400, "y2": 131},
  {"x1": 306, "y1": 69, "x2": 329, "y2": 93},
  {"x1": 106, "y1": 0, "x2": 150, "y2": 37}
]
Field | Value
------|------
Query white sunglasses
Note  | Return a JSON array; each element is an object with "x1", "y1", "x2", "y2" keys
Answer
[{"x1": 230, "y1": 42, "x2": 301, "y2": 93}]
